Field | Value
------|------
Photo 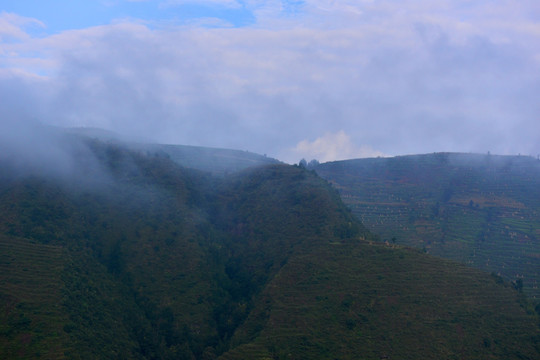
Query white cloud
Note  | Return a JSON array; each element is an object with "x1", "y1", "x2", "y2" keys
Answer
[
  {"x1": 288, "y1": 131, "x2": 387, "y2": 164},
  {"x1": 0, "y1": 12, "x2": 45, "y2": 41},
  {"x1": 0, "y1": 1, "x2": 539, "y2": 161}
]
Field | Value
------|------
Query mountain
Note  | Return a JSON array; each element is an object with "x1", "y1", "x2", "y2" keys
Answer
[
  {"x1": 314, "y1": 152, "x2": 540, "y2": 300},
  {"x1": 1, "y1": 138, "x2": 539, "y2": 359}
]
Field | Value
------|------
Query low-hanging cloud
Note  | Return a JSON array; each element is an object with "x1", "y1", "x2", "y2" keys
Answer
[
  {"x1": 289, "y1": 131, "x2": 387, "y2": 164},
  {"x1": 0, "y1": 1, "x2": 539, "y2": 162}
]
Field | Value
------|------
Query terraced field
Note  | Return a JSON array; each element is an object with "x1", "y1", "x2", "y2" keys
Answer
[
  {"x1": 316, "y1": 153, "x2": 540, "y2": 299},
  {"x1": 220, "y1": 241, "x2": 539, "y2": 359},
  {"x1": 0, "y1": 235, "x2": 68, "y2": 359}
]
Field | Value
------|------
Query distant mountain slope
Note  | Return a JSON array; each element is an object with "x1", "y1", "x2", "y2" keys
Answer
[
  {"x1": 65, "y1": 126, "x2": 280, "y2": 175},
  {"x1": 140, "y1": 143, "x2": 280, "y2": 176},
  {"x1": 315, "y1": 152, "x2": 540, "y2": 299},
  {"x1": 1, "y1": 140, "x2": 539, "y2": 359}
]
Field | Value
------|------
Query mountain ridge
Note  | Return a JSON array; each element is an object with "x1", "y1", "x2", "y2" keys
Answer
[{"x1": 1, "y1": 138, "x2": 539, "y2": 359}]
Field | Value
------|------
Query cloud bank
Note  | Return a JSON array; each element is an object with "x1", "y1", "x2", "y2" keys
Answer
[
  {"x1": 290, "y1": 131, "x2": 387, "y2": 164},
  {"x1": 1, "y1": 1, "x2": 539, "y2": 162}
]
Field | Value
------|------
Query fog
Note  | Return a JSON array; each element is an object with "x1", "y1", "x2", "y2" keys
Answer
[
  {"x1": 0, "y1": 119, "x2": 105, "y2": 186},
  {"x1": 1, "y1": 1, "x2": 539, "y2": 164}
]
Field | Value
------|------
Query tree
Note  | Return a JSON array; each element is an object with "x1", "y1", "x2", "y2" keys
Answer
[
  {"x1": 514, "y1": 278, "x2": 523, "y2": 292},
  {"x1": 307, "y1": 159, "x2": 320, "y2": 169}
]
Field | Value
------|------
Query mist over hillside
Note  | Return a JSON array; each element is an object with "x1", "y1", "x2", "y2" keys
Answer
[
  {"x1": 0, "y1": 122, "x2": 100, "y2": 181},
  {"x1": 3, "y1": 1, "x2": 539, "y2": 356},
  {"x1": 1, "y1": 134, "x2": 539, "y2": 359},
  {"x1": 0, "y1": 123, "x2": 280, "y2": 181}
]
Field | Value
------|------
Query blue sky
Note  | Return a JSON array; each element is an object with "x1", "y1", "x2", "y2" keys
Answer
[
  {"x1": 1, "y1": 1, "x2": 539, "y2": 163},
  {"x1": 2, "y1": 1, "x2": 134, "y2": 34},
  {"x1": 0, "y1": 0, "x2": 288, "y2": 32}
]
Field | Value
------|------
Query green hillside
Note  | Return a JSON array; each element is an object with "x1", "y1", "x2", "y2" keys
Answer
[
  {"x1": 315, "y1": 153, "x2": 540, "y2": 299},
  {"x1": 0, "y1": 235, "x2": 68, "y2": 358},
  {"x1": 1, "y1": 141, "x2": 539, "y2": 359},
  {"x1": 222, "y1": 243, "x2": 538, "y2": 360}
]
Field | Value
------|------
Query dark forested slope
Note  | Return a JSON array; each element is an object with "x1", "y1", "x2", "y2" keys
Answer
[{"x1": 1, "y1": 140, "x2": 539, "y2": 359}]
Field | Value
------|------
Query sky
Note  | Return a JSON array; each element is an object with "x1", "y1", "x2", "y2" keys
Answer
[{"x1": 0, "y1": 1, "x2": 539, "y2": 163}]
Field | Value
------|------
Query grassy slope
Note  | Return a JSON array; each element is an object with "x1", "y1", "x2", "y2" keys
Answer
[
  {"x1": 0, "y1": 235, "x2": 67, "y2": 359},
  {"x1": 315, "y1": 153, "x2": 540, "y2": 299},
  {"x1": 222, "y1": 242, "x2": 539, "y2": 360}
]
